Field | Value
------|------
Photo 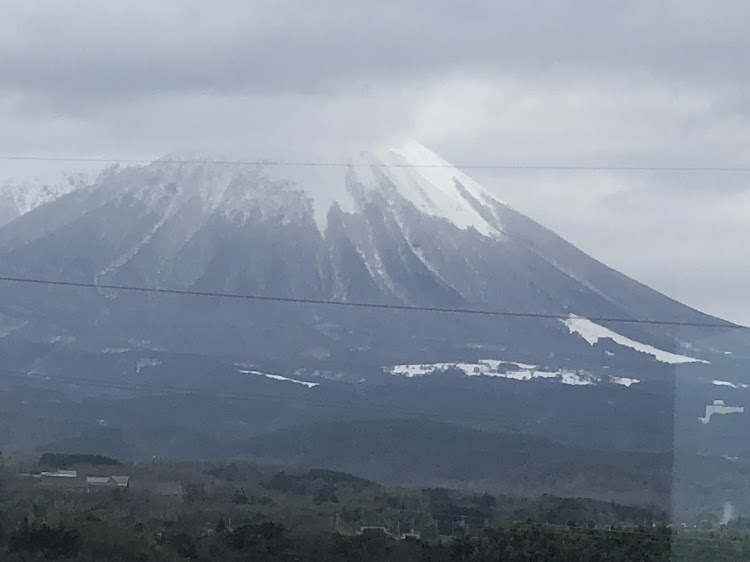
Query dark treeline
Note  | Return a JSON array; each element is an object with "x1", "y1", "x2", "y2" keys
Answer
[
  {"x1": 0, "y1": 457, "x2": 746, "y2": 560},
  {"x1": 38, "y1": 453, "x2": 120, "y2": 469},
  {"x1": 6, "y1": 518, "x2": 750, "y2": 561},
  {"x1": 3, "y1": 518, "x2": 678, "y2": 561}
]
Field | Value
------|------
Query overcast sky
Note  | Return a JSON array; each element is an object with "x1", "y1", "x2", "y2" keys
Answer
[{"x1": 1, "y1": 1, "x2": 749, "y2": 324}]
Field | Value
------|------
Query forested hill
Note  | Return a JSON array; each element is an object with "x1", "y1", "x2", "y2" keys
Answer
[{"x1": 0, "y1": 456, "x2": 745, "y2": 561}]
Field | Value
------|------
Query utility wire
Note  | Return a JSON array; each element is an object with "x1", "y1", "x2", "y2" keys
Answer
[
  {"x1": 2, "y1": 154, "x2": 750, "y2": 172},
  {"x1": 0, "y1": 275, "x2": 743, "y2": 330}
]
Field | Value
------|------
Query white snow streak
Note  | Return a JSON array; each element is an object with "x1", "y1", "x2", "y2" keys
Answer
[
  {"x1": 713, "y1": 380, "x2": 737, "y2": 388},
  {"x1": 238, "y1": 369, "x2": 319, "y2": 388},
  {"x1": 391, "y1": 141, "x2": 504, "y2": 233},
  {"x1": 387, "y1": 360, "x2": 598, "y2": 386},
  {"x1": 712, "y1": 380, "x2": 750, "y2": 389},
  {"x1": 388, "y1": 359, "x2": 646, "y2": 388},
  {"x1": 562, "y1": 315, "x2": 708, "y2": 364},
  {"x1": 135, "y1": 358, "x2": 161, "y2": 374},
  {"x1": 609, "y1": 376, "x2": 641, "y2": 387},
  {"x1": 346, "y1": 141, "x2": 504, "y2": 237},
  {"x1": 0, "y1": 173, "x2": 90, "y2": 222}
]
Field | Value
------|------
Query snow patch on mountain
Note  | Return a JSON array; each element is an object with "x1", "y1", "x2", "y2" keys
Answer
[
  {"x1": 0, "y1": 143, "x2": 729, "y2": 379},
  {"x1": 609, "y1": 376, "x2": 641, "y2": 387},
  {"x1": 238, "y1": 369, "x2": 319, "y2": 388},
  {"x1": 346, "y1": 141, "x2": 504, "y2": 237},
  {"x1": 388, "y1": 360, "x2": 645, "y2": 387},
  {"x1": 270, "y1": 165, "x2": 357, "y2": 233},
  {"x1": 102, "y1": 347, "x2": 130, "y2": 354},
  {"x1": 563, "y1": 316, "x2": 709, "y2": 364},
  {"x1": 713, "y1": 380, "x2": 750, "y2": 389},
  {"x1": 51, "y1": 335, "x2": 76, "y2": 345},
  {"x1": 135, "y1": 358, "x2": 161, "y2": 373},
  {"x1": 387, "y1": 360, "x2": 601, "y2": 386},
  {"x1": 0, "y1": 173, "x2": 91, "y2": 226}
]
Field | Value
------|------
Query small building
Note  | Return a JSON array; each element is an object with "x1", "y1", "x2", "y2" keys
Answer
[
  {"x1": 40, "y1": 470, "x2": 85, "y2": 492},
  {"x1": 87, "y1": 476, "x2": 114, "y2": 486},
  {"x1": 400, "y1": 530, "x2": 422, "y2": 540},
  {"x1": 359, "y1": 526, "x2": 391, "y2": 536},
  {"x1": 698, "y1": 399, "x2": 744, "y2": 424},
  {"x1": 112, "y1": 475, "x2": 130, "y2": 488},
  {"x1": 86, "y1": 475, "x2": 130, "y2": 490},
  {"x1": 41, "y1": 469, "x2": 77, "y2": 479}
]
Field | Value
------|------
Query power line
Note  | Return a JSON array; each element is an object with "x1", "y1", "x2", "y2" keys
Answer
[
  {"x1": 0, "y1": 275, "x2": 743, "y2": 330},
  {"x1": 2, "y1": 154, "x2": 750, "y2": 172}
]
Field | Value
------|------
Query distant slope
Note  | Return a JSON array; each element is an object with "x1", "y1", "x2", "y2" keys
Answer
[
  {"x1": 0, "y1": 174, "x2": 89, "y2": 227},
  {"x1": 0, "y1": 142, "x2": 730, "y2": 368},
  {"x1": 240, "y1": 418, "x2": 672, "y2": 508}
]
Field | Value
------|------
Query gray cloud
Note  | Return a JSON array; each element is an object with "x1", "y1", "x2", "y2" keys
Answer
[
  {"x1": 489, "y1": 171, "x2": 750, "y2": 324},
  {"x1": 2, "y1": 1, "x2": 750, "y2": 107},
  {"x1": 0, "y1": 1, "x2": 748, "y2": 323}
]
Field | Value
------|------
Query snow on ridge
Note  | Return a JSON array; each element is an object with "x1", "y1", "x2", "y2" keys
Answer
[
  {"x1": 346, "y1": 141, "x2": 504, "y2": 237},
  {"x1": 387, "y1": 360, "x2": 600, "y2": 387},
  {"x1": 135, "y1": 358, "x2": 161, "y2": 373},
  {"x1": 713, "y1": 380, "x2": 737, "y2": 388},
  {"x1": 381, "y1": 142, "x2": 501, "y2": 236},
  {"x1": 609, "y1": 376, "x2": 641, "y2": 388},
  {"x1": 238, "y1": 369, "x2": 319, "y2": 388},
  {"x1": 713, "y1": 380, "x2": 750, "y2": 389},
  {"x1": 387, "y1": 359, "x2": 645, "y2": 388},
  {"x1": 0, "y1": 174, "x2": 90, "y2": 224},
  {"x1": 562, "y1": 315, "x2": 708, "y2": 365},
  {"x1": 81, "y1": 142, "x2": 503, "y2": 238},
  {"x1": 392, "y1": 140, "x2": 506, "y2": 208}
]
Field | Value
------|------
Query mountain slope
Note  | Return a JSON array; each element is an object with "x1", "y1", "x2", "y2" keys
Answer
[
  {"x1": 0, "y1": 173, "x2": 88, "y2": 227},
  {"x1": 0, "y1": 142, "x2": 734, "y2": 373},
  {"x1": 241, "y1": 418, "x2": 672, "y2": 506}
]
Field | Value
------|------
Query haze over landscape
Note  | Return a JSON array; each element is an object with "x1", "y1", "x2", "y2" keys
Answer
[
  {"x1": 3, "y1": 1, "x2": 750, "y2": 325},
  {"x1": 0, "y1": 2, "x2": 749, "y2": 560}
]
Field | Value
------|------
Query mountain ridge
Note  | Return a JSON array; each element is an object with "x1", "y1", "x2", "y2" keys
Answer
[{"x1": 0, "y1": 142, "x2": 736, "y2": 373}]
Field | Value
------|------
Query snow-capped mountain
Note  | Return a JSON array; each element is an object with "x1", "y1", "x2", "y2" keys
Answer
[
  {"x1": 2, "y1": 141, "x2": 749, "y2": 461},
  {"x1": 0, "y1": 142, "x2": 738, "y2": 383},
  {"x1": 0, "y1": 173, "x2": 90, "y2": 227}
]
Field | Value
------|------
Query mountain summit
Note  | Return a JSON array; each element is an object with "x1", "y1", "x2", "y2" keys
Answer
[{"x1": 0, "y1": 142, "x2": 733, "y2": 374}]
